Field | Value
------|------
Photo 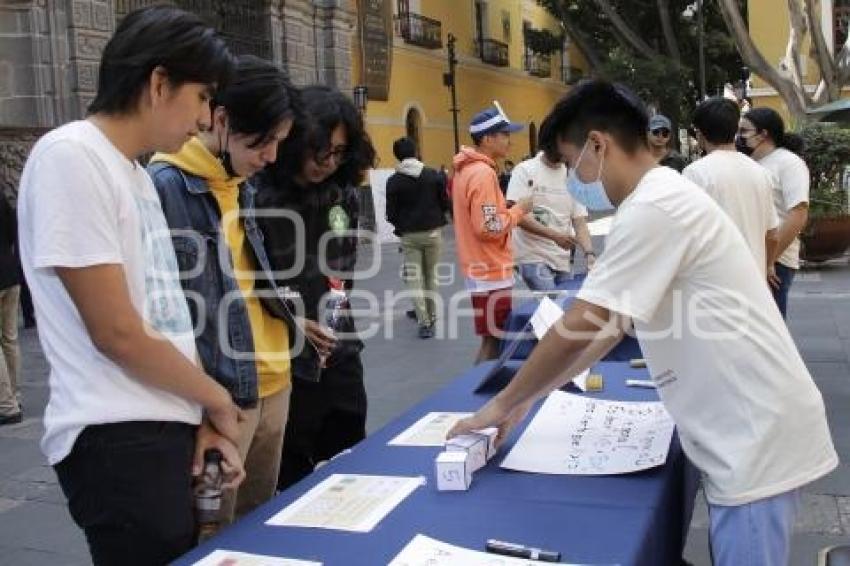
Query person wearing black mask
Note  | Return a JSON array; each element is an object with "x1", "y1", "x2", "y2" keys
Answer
[{"x1": 737, "y1": 108, "x2": 808, "y2": 318}]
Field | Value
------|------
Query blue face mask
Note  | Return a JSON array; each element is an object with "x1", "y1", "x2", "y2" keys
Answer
[{"x1": 566, "y1": 142, "x2": 614, "y2": 211}]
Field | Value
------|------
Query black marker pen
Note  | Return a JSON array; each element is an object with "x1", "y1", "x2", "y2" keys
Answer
[{"x1": 485, "y1": 539, "x2": 561, "y2": 562}]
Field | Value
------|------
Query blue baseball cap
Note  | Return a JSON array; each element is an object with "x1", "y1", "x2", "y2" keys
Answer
[{"x1": 469, "y1": 102, "x2": 523, "y2": 136}]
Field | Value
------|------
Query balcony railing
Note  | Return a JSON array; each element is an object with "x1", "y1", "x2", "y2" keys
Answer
[
  {"x1": 477, "y1": 38, "x2": 509, "y2": 67},
  {"x1": 396, "y1": 12, "x2": 442, "y2": 49},
  {"x1": 525, "y1": 52, "x2": 551, "y2": 78}
]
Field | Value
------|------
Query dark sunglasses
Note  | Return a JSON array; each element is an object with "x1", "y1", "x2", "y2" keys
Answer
[{"x1": 650, "y1": 128, "x2": 671, "y2": 137}]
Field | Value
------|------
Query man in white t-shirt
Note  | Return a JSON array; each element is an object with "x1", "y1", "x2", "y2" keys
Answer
[
  {"x1": 738, "y1": 107, "x2": 810, "y2": 318},
  {"x1": 684, "y1": 97, "x2": 779, "y2": 277},
  {"x1": 507, "y1": 117, "x2": 596, "y2": 290},
  {"x1": 451, "y1": 81, "x2": 837, "y2": 566},
  {"x1": 17, "y1": 7, "x2": 245, "y2": 564}
]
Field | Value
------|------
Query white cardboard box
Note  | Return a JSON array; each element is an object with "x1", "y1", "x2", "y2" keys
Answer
[
  {"x1": 472, "y1": 427, "x2": 498, "y2": 460},
  {"x1": 435, "y1": 451, "x2": 472, "y2": 491},
  {"x1": 445, "y1": 433, "x2": 487, "y2": 472}
]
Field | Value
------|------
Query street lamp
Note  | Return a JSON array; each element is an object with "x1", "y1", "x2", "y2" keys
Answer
[{"x1": 353, "y1": 85, "x2": 368, "y2": 115}]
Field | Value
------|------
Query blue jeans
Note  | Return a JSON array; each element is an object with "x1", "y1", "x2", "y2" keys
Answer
[
  {"x1": 709, "y1": 489, "x2": 800, "y2": 566},
  {"x1": 771, "y1": 263, "x2": 796, "y2": 319},
  {"x1": 518, "y1": 263, "x2": 573, "y2": 291}
]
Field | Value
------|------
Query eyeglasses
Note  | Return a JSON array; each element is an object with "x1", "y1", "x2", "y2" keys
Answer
[
  {"x1": 316, "y1": 145, "x2": 349, "y2": 165},
  {"x1": 650, "y1": 128, "x2": 670, "y2": 137},
  {"x1": 737, "y1": 127, "x2": 756, "y2": 136}
]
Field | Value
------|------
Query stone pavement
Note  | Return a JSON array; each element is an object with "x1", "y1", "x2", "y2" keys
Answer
[{"x1": 0, "y1": 229, "x2": 848, "y2": 565}]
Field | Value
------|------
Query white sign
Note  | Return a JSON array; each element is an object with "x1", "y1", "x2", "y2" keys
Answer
[
  {"x1": 389, "y1": 534, "x2": 574, "y2": 565},
  {"x1": 388, "y1": 412, "x2": 472, "y2": 447},
  {"x1": 368, "y1": 168, "x2": 399, "y2": 244},
  {"x1": 501, "y1": 390, "x2": 675, "y2": 475},
  {"x1": 192, "y1": 550, "x2": 321, "y2": 566},
  {"x1": 265, "y1": 474, "x2": 423, "y2": 532}
]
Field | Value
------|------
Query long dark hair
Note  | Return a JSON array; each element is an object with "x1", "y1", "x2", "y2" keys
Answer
[
  {"x1": 744, "y1": 107, "x2": 804, "y2": 156},
  {"x1": 267, "y1": 85, "x2": 376, "y2": 192}
]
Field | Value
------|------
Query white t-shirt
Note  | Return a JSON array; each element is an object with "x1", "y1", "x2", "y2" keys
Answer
[
  {"x1": 758, "y1": 148, "x2": 810, "y2": 269},
  {"x1": 506, "y1": 153, "x2": 588, "y2": 271},
  {"x1": 17, "y1": 120, "x2": 202, "y2": 465},
  {"x1": 683, "y1": 150, "x2": 779, "y2": 276},
  {"x1": 577, "y1": 166, "x2": 837, "y2": 505}
]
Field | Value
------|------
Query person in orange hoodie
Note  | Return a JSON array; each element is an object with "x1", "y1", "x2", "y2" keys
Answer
[{"x1": 452, "y1": 104, "x2": 533, "y2": 362}]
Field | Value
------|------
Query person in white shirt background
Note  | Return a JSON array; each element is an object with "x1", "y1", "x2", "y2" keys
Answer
[
  {"x1": 684, "y1": 97, "x2": 780, "y2": 278},
  {"x1": 450, "y1": 79, "x2": 837, "y2": 566},
  {"x1": 737, "y1": 107, "x2": 810, "y2": 318},
  {"x1": 16, "y1": 7, "x2": 244, "y2": 564},
  {"x1": 506, "y1": 115, "x2": 596, "y2": 291}
]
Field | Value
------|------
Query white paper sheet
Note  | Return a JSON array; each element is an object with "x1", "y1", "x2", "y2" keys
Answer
[
  {"x1": 265, "y1": 474, "x2": 423, "y2": 532},
  {"x1": 388, "y1": 412, "x2": 473, "y2": 446},
  {"x1": 529, "y1": 296, "x2": 564, "y2": 340},
  {"x1": 191, "y1": 549, "x2": 321, "y2": 566},
  {"x1": 389, "y1": 534, "x2": 578, "y2": 565},
  {"x1": 501, "y1": 390, "x2": 675, "y2": 475}
]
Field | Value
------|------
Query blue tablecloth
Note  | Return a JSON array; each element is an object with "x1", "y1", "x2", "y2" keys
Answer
[
  {"x1": 503, "y1": 277, "x2": 643, "y2": 362},
  {"x1": 176, "y1": 361, "x2": 697, "y2": 566}
]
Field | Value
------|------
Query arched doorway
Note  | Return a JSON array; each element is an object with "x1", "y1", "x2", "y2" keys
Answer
[
  {"x1": 528, "y1": 121, "x2": 537, "y2": 156},
  {"x1": 405, "y1": 107, "x2": 423, "y2": 159}
]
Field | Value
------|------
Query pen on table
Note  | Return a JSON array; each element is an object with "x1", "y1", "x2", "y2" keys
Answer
[
  {"x1": 626, "y1": 379, "x2": 656, "y2": 389},
  {"x1": 485, "y1": 539, "x2": 561, "y2": 562}
]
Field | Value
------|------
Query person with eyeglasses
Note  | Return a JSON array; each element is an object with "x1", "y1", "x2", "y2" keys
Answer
[
  {"x1": 737, "y1": 107, "x2": 809, "y2": 319},
  {"x1": 253, "y1": 85, "x2": 377, "y2": 490},
  {"x1": 648, "y1": 114, "x2": 688, "y2": 172}
]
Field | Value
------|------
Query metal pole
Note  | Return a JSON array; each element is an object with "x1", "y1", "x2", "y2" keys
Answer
[
  {"x1": 446, "y1": 33, "x2": 460, "y2": 154},
  {"x1": 698, "y1": 0, "x2": 706, "y2": 100}
]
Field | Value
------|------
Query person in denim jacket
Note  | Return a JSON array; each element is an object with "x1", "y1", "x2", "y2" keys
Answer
[
  {"x1": 253, "y1": 85, "x2": 377, "y2": 490},
  {"x1": 149, "y1": 55, "x2": 300, "y2": 523}
]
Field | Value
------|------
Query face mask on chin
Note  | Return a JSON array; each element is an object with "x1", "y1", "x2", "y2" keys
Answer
[{"x1": 566, "y1": 141, "x2": 615, "y2": 212}]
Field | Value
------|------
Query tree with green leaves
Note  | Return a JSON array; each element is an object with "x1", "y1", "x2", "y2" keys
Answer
[{"x1": 538, "y1": 0, "x2": 746, "y2": 128}]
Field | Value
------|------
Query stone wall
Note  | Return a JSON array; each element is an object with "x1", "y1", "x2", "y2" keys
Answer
[{"x1": 0, "y1": 0, "x2": 357, "y2": 199}]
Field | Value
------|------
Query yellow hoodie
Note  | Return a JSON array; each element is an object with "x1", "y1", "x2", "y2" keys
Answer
[{"x1": 152, "y1": 138, "x2": 290, "y2": 398}]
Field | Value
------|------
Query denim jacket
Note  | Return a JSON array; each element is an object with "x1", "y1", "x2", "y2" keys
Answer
[{"x1": 148, "y1": 162, "x2": 298, "y2": 408}]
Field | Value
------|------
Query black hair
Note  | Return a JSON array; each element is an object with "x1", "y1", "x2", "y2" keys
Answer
[
  {"x1": 269, "y1": 85, "x2": 376, "y2": 189},
  {"x1": 213, "y1": 55, "x2": 300, "y2": 148},
  {"x1": 392, "y1": 137, "x2": 417, "y2": 161},
  {"x1": 744, "y1": 107, "x2": 804, "y2": 155},
  {"x1": 537, "y1": 114, "x2": 561, "y2": 162},
  {"x1": 471, "y1": 132, "x2": 485, "y2": 146},
  {"x1": 88, "y1": 5, "x2": 232, "y2": 116},
  {"x1": 692, "y1": 97, "x2": 740, "y2": 145},
  {"x1": 541, "y1": 79, "x2": 649, "y2": 154}
]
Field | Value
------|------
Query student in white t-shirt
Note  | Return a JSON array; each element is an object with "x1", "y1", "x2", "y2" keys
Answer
[
  {"x1": 506, "y1": 116, "x2": 596, "y2": 290},
  {"x1": 17, "y1": 7, "x2": 245, "y2": 564},
  {"x1": 738, "y1": 107, "x2": 810, "y2": 318},
  {"x1": 684, "y1": 97, "x2": 779, "y2": 277},
  {"x1": 450, "y1": 81, "x2": 837, "y2": 566}
]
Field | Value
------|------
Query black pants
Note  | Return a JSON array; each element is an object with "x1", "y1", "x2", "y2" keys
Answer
[
  {"x1": 54, "y1": 421, "x2": 197, "y2": 566},
  {"x1": 278, "y1": 354, "x2": 367, "y2": 490}
]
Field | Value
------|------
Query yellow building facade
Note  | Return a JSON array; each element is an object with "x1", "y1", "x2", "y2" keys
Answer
[{"x1": 352, "y1": 0, "x2": 587, "y2": 170}]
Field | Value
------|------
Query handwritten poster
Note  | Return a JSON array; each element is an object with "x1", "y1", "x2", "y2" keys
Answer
[
  {"x1": 192, "y1": 550, "x2": 320, "y2": 566},
  {"x1": 501, "y1": 390, "x2": 675, "y2": 475}
]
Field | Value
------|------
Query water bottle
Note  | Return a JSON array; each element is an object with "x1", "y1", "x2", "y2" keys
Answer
[
  {"x1": 325, "y1": 287, "x2": 348, "y2": 356},
  {"x1": 195, "y1": 448, "x2": 223, "y2": 542}
]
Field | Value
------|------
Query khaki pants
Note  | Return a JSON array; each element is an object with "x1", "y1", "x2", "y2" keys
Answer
[
  {"x1": 400, "y1": 230, "x2": 443, "y2": 327},
  {"x1": 0, "y1": 285, "x2": 21, "y2": 416},
  {"x1": 220, "y1": 385, "x2": 291, "y2": 523}
]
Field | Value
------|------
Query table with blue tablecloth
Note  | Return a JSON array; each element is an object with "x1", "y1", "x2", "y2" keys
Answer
[
  {"x1": 503, "y1": 274, "x2": 643, "y2": 362},
  {"x1": 176, "y1": 360, "x2": 698, "y2": 566}
]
